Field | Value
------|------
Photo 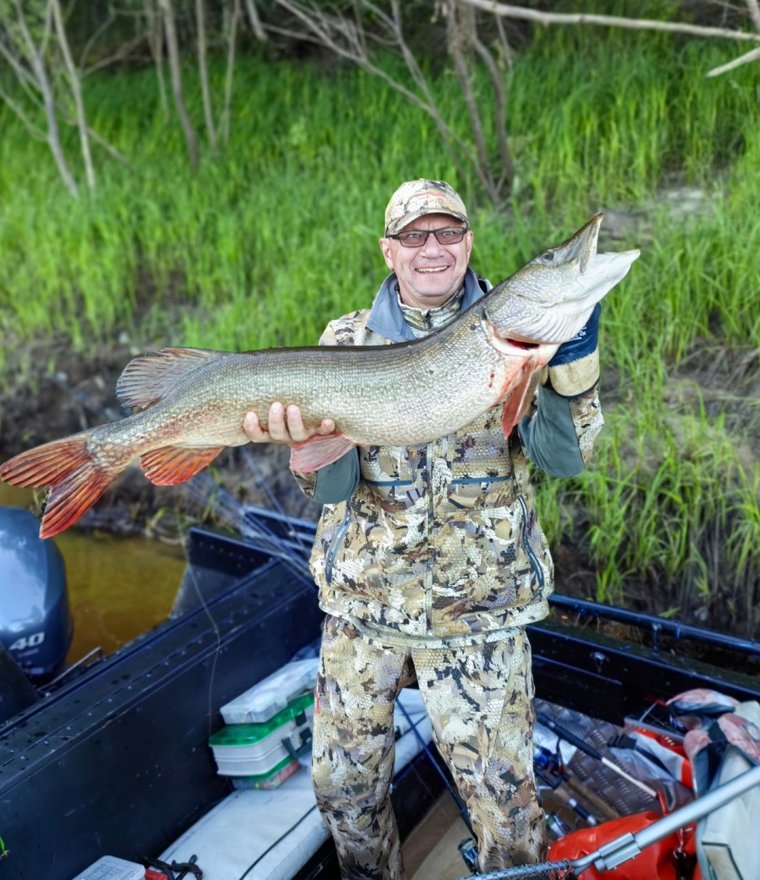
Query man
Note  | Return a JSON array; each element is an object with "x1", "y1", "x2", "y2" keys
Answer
[{"x1": 243, "y1": 179, "x2": 603, "y2": 877}]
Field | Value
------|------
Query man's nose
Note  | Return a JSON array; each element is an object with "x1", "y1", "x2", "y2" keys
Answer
[{"x1": 420, "y1": 232, "x2": 444, "y2": 254}]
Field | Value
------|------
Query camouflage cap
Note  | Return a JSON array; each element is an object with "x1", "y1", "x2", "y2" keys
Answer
[{"x1": 384, "y1": 179, "x2": 469, "y2": 236}]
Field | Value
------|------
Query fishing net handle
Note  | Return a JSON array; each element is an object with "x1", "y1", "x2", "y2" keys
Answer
[
  {"x1": 454, "y1": 860, "x2": 576, "y2": 879},
  {"x1": 457, "y1": 762, "x2": 760, "y2": 880}
]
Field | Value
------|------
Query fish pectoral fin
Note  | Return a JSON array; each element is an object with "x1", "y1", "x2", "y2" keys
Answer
[
  {"x1": 140, "y1": 445, "x2": 224, "y2": 485},
  {"x1": 116, "y1": 347, "x2": 219, "y2": 411},
  {"x1": 500, "y1": 365, "x2": 542, "y2": 439},
  {"x1": 289, "y1": 434, "x2": 356, "y2": 473}
]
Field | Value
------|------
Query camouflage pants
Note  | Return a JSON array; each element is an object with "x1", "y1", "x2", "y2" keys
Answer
[{"x1": 311, "y1": 615, "x2": 548, "y2": 880}]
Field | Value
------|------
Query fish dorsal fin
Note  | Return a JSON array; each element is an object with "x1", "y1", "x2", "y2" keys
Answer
[
  {"x1": 289, "y1": 434, "x2": 356, "y2": 473},
  {"x1": 140, "y1": 445, "x2": 224, "y2": 485},
  {"x1": 116, "y1": 347, "x2": 217, "y2": 410}
]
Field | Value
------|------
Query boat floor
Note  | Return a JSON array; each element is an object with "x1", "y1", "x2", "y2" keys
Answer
[{"x1": 404, "y1": 794, "x2": 469, "y2": 880}]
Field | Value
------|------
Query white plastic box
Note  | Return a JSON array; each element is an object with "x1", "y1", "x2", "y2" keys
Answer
[
  {"x1": 69, "y1": 855, "x2": 145, "y2": 880},
  {"x1": 219, "y1": 658, "x2": 317, "y2": 725}
]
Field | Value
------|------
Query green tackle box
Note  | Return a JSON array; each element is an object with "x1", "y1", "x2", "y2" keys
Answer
[{"x1": 209, "y1": 692, "x2": 314, "y2": 788}]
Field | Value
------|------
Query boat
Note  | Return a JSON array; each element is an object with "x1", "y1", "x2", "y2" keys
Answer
[
  {"x1": 1, "y1": 505, "x2": 759, "y2": 880},
  {"x1": 0, "y1": 506, "x2": 73, "y2": 726}
]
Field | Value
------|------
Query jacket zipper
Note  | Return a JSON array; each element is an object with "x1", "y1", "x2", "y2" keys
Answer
[
  {"x1": 518, "y1": 495, "x2": 544, "y2": 589},
  {"x1": 325, "y1": 506, "x2": 351, "y2": 585},
  {"x1": 425, "y1": 446, "x2": 435, "y2": 634}
]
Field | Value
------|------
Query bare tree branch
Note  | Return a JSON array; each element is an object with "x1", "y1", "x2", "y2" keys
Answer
[
  {"x1": 84, "y1": 126, "x2": 136, "y2": 171},
  {"x1": 79, "y1": 5, "x2": 117, "y2": 70},
  {"x1": 459, "y1": 0, "x2": 760, "y2": 44},
  {"x1": 243, "y1": 0, "x2": 267, "y2": 41},
  {"x1": 445, "y1": 1, "x2": 497, "y2": 202},
  {"x1": 159, "y1": 0, "x2": 200, "y2": 170},
  {"x1": 50, "y1": 0, "x2": 96, "y2": 189},
  {"x1": 456, "y1": 0, "x2": 512, "y2": 190},
  {"x1": 266, "y1": 0, "x2": 512, "y2": 197},
  {"x1": 144, "y1": 0, "x2": 169, "y2": 117},
  {"x1": 0, "y1": 33, "x2": 43, "y2": 93},
  {"x1": 0, "y1": 81, "x2": 46, "y2": 141},
  {"x1": 745, "y1": 0, "x2": 760, "y2": 33},
  {"x1": 196, "y1": 0, "x2": 218, "y2": 155},
  {"x1": 9, "y1": 0, "x2": 79, "y2": 197},
  {"x1": 221, "y1": 0, "x2": 242, "y2": 146},
  {"x1": 707, "y1": 45, "x2": 760, "y2": 76},
  {"x1": 83, "y1": 33, "x2": 152, "y2": 78}
]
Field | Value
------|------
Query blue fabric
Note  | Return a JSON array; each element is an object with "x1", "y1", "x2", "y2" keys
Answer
[
  {"x1": 310, "y1": 270, "x2": 490, "y2": 501},
  {"x1": 365, "y1": 267, "x2": 490, "y2": 343},
  {"x1": 517, "y1": 385, "x2": 585, "y2": 477},
  {"x1": 548, "y1": 302, "x2": 601, "y2": 367}
]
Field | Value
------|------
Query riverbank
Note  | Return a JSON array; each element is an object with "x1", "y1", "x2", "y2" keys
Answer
[
  {"x1": 2, "y1": 35, "x2": 758, "y2": 642},
  {"x1": 2, "y1": 319, "x2": 757, "y2": 647},
  {"x1": 0, "y1": 329, "x2": 319, "y2": 541}
]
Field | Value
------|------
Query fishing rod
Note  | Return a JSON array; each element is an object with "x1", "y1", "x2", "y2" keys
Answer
[
  {"x1": 536, "y1": 711, "x2": 657, "y2": 801},
  {"x1": 453, "y1": 761, "x2": 760, "y2": 880},
  {"x1": 181, "y1": 471, "x2": 315, "y2": 587},
  {"x1": 394, "y1": 697, "x2": 475, "y2": 838},
  {"x1": 534, "y1": 746, "x2": 618, "y2": 825}
]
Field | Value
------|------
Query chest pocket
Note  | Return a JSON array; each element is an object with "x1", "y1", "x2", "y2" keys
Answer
[
  {"x1": 359, "y1": 444, "x2": 427, "y2": 512},
  {"x1": 447, "y1": 406, "x2": 517, "y2": 510},
  {"x1": 447, "y1": 474, "x2": 515, "y2": 510}
]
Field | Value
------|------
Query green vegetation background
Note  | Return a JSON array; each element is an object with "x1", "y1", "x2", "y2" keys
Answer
[{"x1": 1, "y1": 23, "x2": 758, "y2": 634}]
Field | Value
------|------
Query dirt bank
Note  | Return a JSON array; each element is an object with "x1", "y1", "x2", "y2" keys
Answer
[
  {"x1": 0, "y1": 334, "x2": 320, "y2": 541},
  {"x1": 1, "y1": 331, "x2": 757, "y2": 640}
]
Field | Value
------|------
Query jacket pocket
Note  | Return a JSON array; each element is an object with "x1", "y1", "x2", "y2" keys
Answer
[
  {"x1": 359, "y1": 445, "x2": 427, "y2": 512},
  {"x1": 446, "y1": 475, "x2": 515, "y2": 510}
]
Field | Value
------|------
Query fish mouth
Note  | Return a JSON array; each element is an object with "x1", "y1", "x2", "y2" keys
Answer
[
  {"x1": 482, "y1": 310, "x2": 542, "y2": 351},
  {"x1": 556, "y1": 213, "x2": 603, "y2": 273}
]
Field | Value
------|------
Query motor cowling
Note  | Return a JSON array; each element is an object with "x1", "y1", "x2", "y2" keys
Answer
[{"x1": 0, "y1": 506, "x2": 73, "y2": 681}]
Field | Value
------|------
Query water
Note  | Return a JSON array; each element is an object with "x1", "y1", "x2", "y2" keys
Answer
[{"x1": 0, "y1": 483, "x2": 186, "y2": 665}]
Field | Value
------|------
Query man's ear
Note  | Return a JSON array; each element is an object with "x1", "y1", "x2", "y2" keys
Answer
[{"x1": 378, "y1": 237, "x2": 395, "y2": 270}]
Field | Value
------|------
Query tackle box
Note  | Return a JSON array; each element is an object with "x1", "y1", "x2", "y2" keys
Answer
[
  {"x1": 219, "y1": 658, "x2": 317, "y2": 725},
  {"x1": 209, "y1": 692, "x2": 314, "y2": 786}
]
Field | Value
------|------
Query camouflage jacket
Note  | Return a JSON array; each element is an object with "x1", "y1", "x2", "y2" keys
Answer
[{"x1": 294, "y1": 268, "x2": 604, "y2": 646}]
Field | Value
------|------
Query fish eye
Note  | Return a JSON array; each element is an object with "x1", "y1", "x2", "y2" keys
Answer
[{"x1": 539, "y1": 250, "x2": 555, "y2": 262}]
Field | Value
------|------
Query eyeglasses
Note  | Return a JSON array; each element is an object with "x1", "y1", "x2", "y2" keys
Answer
[{"x1": 386, "y1": 226, "x2": 469, "y2": 248}]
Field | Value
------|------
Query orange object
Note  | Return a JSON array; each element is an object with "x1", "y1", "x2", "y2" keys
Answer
[{"x1": 549, "y1": 811, "x2": 702, "y2": 880}]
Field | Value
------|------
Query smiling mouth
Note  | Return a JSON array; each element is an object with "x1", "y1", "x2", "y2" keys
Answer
[{"x1": 415, "y1": 266, "x2": 449, "y2": 274}]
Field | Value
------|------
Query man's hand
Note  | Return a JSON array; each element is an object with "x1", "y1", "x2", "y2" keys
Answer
[{"x1": 243, "y1": 402, "x2": 335, "y2": 446}]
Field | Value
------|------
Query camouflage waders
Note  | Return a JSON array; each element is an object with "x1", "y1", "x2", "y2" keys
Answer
[{"x1": 311, "y1": 615, "x2": 548, "y2": 879}]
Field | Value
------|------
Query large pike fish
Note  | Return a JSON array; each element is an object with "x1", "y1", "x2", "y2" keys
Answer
[{"x1": 1, "y1": 214, "x2": 639, "y2": 538}]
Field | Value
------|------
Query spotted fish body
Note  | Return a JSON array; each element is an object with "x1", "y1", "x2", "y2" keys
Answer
[{"x1": 0, "y1": 214, "x2": 639, "y2": 538}]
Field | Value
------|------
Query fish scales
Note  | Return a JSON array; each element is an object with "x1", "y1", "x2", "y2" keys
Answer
[{"x1": 0, "y1": 214, "x2": 640, "y2": 537}]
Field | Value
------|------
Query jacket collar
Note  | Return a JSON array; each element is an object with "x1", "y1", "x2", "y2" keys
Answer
[{"x1": 366, "y1": 267, "x2": 491, "y2": 343}]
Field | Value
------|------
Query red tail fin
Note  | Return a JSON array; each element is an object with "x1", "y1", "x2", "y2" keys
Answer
[{"x1": 0, "y1": 436, "x2": 116, "y2": 538}]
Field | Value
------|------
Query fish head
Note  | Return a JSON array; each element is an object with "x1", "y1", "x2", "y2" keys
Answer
[{"x1": 485, "y1": 213, "x2": 640, "y2": 344}]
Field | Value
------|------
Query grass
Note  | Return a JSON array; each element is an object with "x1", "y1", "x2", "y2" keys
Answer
[{"x1": 0, "y1": 20, "x2": 758, "y2": 635}]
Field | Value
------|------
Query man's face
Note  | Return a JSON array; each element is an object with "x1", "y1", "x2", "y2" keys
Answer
[{"x1": 379, "y1": 213, "x2": 473, "y2": 310}]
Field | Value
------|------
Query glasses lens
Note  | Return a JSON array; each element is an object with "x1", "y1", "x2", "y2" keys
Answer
[
  {"x1": 396, "y1": 227, "x2": 467, "y2": 248},
  {"x1": 433, "y1": 227, "x2": 466, "y2": 245}
]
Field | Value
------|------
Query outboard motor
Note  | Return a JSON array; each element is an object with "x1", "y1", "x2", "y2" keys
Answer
[
  {"x1": 0, "y1": 507, "x2": 73, "y2": 684},
  {"x1": 0, "y1": 641, "x2": 38, "y2": 722}
]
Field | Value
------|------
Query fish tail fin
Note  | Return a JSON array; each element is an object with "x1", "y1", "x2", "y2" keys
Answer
[{"x1": 0, "y1": 436, "x2": 117, "y2": 538}]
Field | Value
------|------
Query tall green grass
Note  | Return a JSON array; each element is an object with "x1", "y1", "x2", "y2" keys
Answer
[{"x1": 0, "y1": 25, "x2": 758, "y2": 634}]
